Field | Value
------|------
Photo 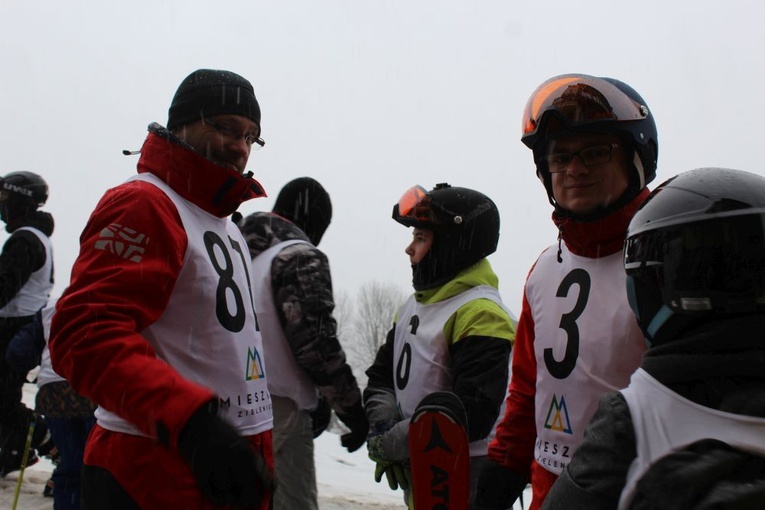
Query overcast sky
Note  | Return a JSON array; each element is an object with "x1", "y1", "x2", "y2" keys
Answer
[{"x1": 1, "y1": 1, "x2": 763, "y2": 315}]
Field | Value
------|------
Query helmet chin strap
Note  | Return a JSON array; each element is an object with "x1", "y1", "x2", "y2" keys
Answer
[
  {"x1": 646, "y1": 305, "x2": 675, "y2": 344},
  {"x1": 633, "y1": 151, "x2": 646, "y2": 190},
  {"x1": 627, "y1": 276, "x2": 674, "y2": 347}
]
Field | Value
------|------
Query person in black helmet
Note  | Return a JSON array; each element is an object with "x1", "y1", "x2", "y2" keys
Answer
[
  {"x1": 49, "y1": 69, "x2": 273, "y2": 510},
  {"x1": 238, "y1": 177, "x2": 368, "y2": 510},
  {"x1": 542, "y1": 167, "x2": 765, "y2": 509},
  {"x1": 364, "y1": 183, "x2": 516, "y2": 508},
  {"x1": 0, "y1": 170, "x2": 55, "y2": 478},
  {"x1": 476, "y1": 74, "x2": 659, "y2": 510}
]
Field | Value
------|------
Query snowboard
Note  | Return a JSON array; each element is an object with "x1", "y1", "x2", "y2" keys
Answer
[{"x1": 408, "y1": 391, "x2": 470, "y2": 509}]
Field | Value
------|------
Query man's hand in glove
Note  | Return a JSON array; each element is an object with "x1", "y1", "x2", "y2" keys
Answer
[
  {"x1": 366, "y1": 418, "x2": 410, "y2": 464},
  {"x1": 474, "y1": 459, "x2": 529, "y2": 510},
  {"x1": 374, "y1": 460, "x2": 412, "y2": 491},
  {"x1": 368, "y1": 419, "x2": 412, "y2": 492},
  {"x1": 310, "y1": 395, "x2": 332, "y2": 439},
  {"x1": 179, "y1": 403, "x2": 273, "y2": 509},
  {"x1": 335, "y1": 401, "x2": 369, "y2": 452}
]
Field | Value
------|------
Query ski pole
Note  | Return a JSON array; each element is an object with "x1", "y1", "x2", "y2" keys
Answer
[{"x1": 11, "y1": 415, "x2": 36, "y2": 510}]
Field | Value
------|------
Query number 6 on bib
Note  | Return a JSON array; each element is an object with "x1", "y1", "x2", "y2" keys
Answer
[{"x1": 408, "y1": 391, "x2": 469, "y2": 509}]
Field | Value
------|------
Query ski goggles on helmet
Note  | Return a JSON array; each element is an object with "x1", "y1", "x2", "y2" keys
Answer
[
  {"x1": 522, "y1": 74, "x2": 649, "y2": 143},
  {"x1": 393, "y1": 185, "x2": 437, "y2": 225},
  {"x1": 393, "y1": 184, "x2": 468, "y2": 228}
]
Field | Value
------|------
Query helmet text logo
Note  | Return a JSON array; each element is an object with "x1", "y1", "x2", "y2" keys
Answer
[{"x1": 2, "y1": 183, "x2": 34, "y2": 197}]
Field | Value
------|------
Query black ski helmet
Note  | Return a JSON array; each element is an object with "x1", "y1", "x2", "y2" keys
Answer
[
  {"x1": 0, "y1": 171, "x2": 49, "y2": 223},
  {"x1": 272, "y1": 177, "x2": 332, "y2": 246},
  {"x1": 624, "y1": 167, "x2": 765, "y2": 346},
  {"x1": 521, "y1": 74, "x2": 658, "y2": 213},
  {"x1": 392, "y1": 183, "x2": 500, "y2": 290}
]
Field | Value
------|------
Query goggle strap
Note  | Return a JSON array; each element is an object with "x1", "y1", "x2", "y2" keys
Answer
[{"x1": 633, "y1": 152, "x2": 645, "y2": 190}]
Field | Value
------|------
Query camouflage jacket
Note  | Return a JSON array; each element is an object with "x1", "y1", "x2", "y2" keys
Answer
[{"x1": 239, "y1": 212, "x2": 362, "y2": 415}]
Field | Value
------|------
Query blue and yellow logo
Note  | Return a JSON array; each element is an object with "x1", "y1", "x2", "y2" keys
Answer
[
  {"x1": 544, "y1": 394, "x2": 572, "y2": 434},
  {"x1": 245, "y1": 346, "x2": 265, "y2": 381}
]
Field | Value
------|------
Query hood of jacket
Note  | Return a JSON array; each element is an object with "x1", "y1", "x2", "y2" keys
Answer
[
  {"x1": 238, "y1": 211, "x2": 311, "y2": 259},
  {"x1": 135, "y1": 123, "x2": 266, "y2": 218},
  {"x1": 414, "y1": 258, "x2": 499, "y2": 305},
  {"x1": 5, "y1": 210, "x2": 54, "y2": 236}
]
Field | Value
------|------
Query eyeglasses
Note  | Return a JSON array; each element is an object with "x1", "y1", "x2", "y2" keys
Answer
[
  {"x1": 545, "y1": 143, "x2": 620, "y2": 173},
  {"x1": 522, "y1": 74, "x2": 649, "y2": 140},
  {"x1": 203, "y1": 117, "x2": 265, "y2": 150}
]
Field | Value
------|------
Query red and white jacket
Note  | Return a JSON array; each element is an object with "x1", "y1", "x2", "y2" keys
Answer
[
  {"x1": 49, "y1": 125, "x2": 272, "y2": 510},
  {"x1": 489, "y1": 189, "x2": 650, "y2": 509}
]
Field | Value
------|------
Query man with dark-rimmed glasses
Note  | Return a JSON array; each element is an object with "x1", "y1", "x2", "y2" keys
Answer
[
  {"x1": 50, "y1": 69, "x2": 274, "y2": 510},
  {"x1": 476, "y1": 74, "x2": 659, "y2": 510}
]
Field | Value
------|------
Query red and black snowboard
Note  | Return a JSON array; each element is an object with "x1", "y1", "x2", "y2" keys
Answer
[{"x1": 408, "y1": 391, "x2": 470, "y2": 509}]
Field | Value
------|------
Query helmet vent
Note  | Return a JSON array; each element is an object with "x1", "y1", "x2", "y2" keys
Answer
[
  {"x1": 680, "y1": 297, "x2": 712, "y2": 312},
  {"x1": 707, "y1": 198, "x2": 750, "y2": 213}
]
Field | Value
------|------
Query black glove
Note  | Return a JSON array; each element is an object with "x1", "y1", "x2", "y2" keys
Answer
[
  {"x1": 335, "y1": 401, "x2": 369, "y2": 453},
  {"x1": 310, "y1": 395, "x2": 332, "y2": 438},
  {"x1": 178, "y1": 404, "x2": 273, "y2": 509},
  {"x1": 474, "y1": 460, "x2": 529, "y2": 510}
]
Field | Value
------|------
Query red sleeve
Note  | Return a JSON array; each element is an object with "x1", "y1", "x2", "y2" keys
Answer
[
  {"x1": 49, "y1": 180, "x2": 216, "y2": 447},
  {"x1": 488, "y1": 279, "x2": 538, "y2": 477}
]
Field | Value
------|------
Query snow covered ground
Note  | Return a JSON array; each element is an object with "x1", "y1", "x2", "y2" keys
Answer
[
  {"x1": 0, "y1": 430, "x2": 406, "y2": 510},
  {"x1": 3, "y1": 382, "x2": 531, "y2": 509}
]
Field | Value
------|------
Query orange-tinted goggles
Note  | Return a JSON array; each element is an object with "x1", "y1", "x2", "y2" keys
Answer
[
  {"x1": 396, "y1": 185, "x2": 436, "y2": 223},
  {"x1": 521, "y1": 74, "x2": 648, "y2": 138}
]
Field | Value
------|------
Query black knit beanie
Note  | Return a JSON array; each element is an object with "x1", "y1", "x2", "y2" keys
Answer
[
  {"x1": 273, "y1": 177, "x2": 332, "y2": 246},
  {"x1": 167, "y1": 69, "x2": 261, "y2": 130}
]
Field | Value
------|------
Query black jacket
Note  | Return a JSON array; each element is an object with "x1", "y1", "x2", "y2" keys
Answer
[{"x1": 239, "y1": 212, "x2": 363, "y2": 417}]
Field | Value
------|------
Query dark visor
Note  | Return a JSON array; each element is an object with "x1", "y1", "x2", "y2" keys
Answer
[{"x1": 625, "y1": 214, "x2": 765, "y2": 294}]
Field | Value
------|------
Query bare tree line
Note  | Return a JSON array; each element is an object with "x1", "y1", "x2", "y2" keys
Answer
[{"x1": 334, "y1": 281, "x2": 407, "y2": 388}]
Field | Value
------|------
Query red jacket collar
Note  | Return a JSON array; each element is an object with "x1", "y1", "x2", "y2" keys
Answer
[
  {"x1": 553, "y1": 188, "x2": 650, "y2": 258},
  {"x1": 135, "y1": 126, "x2": 266, "y2": 217}
]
